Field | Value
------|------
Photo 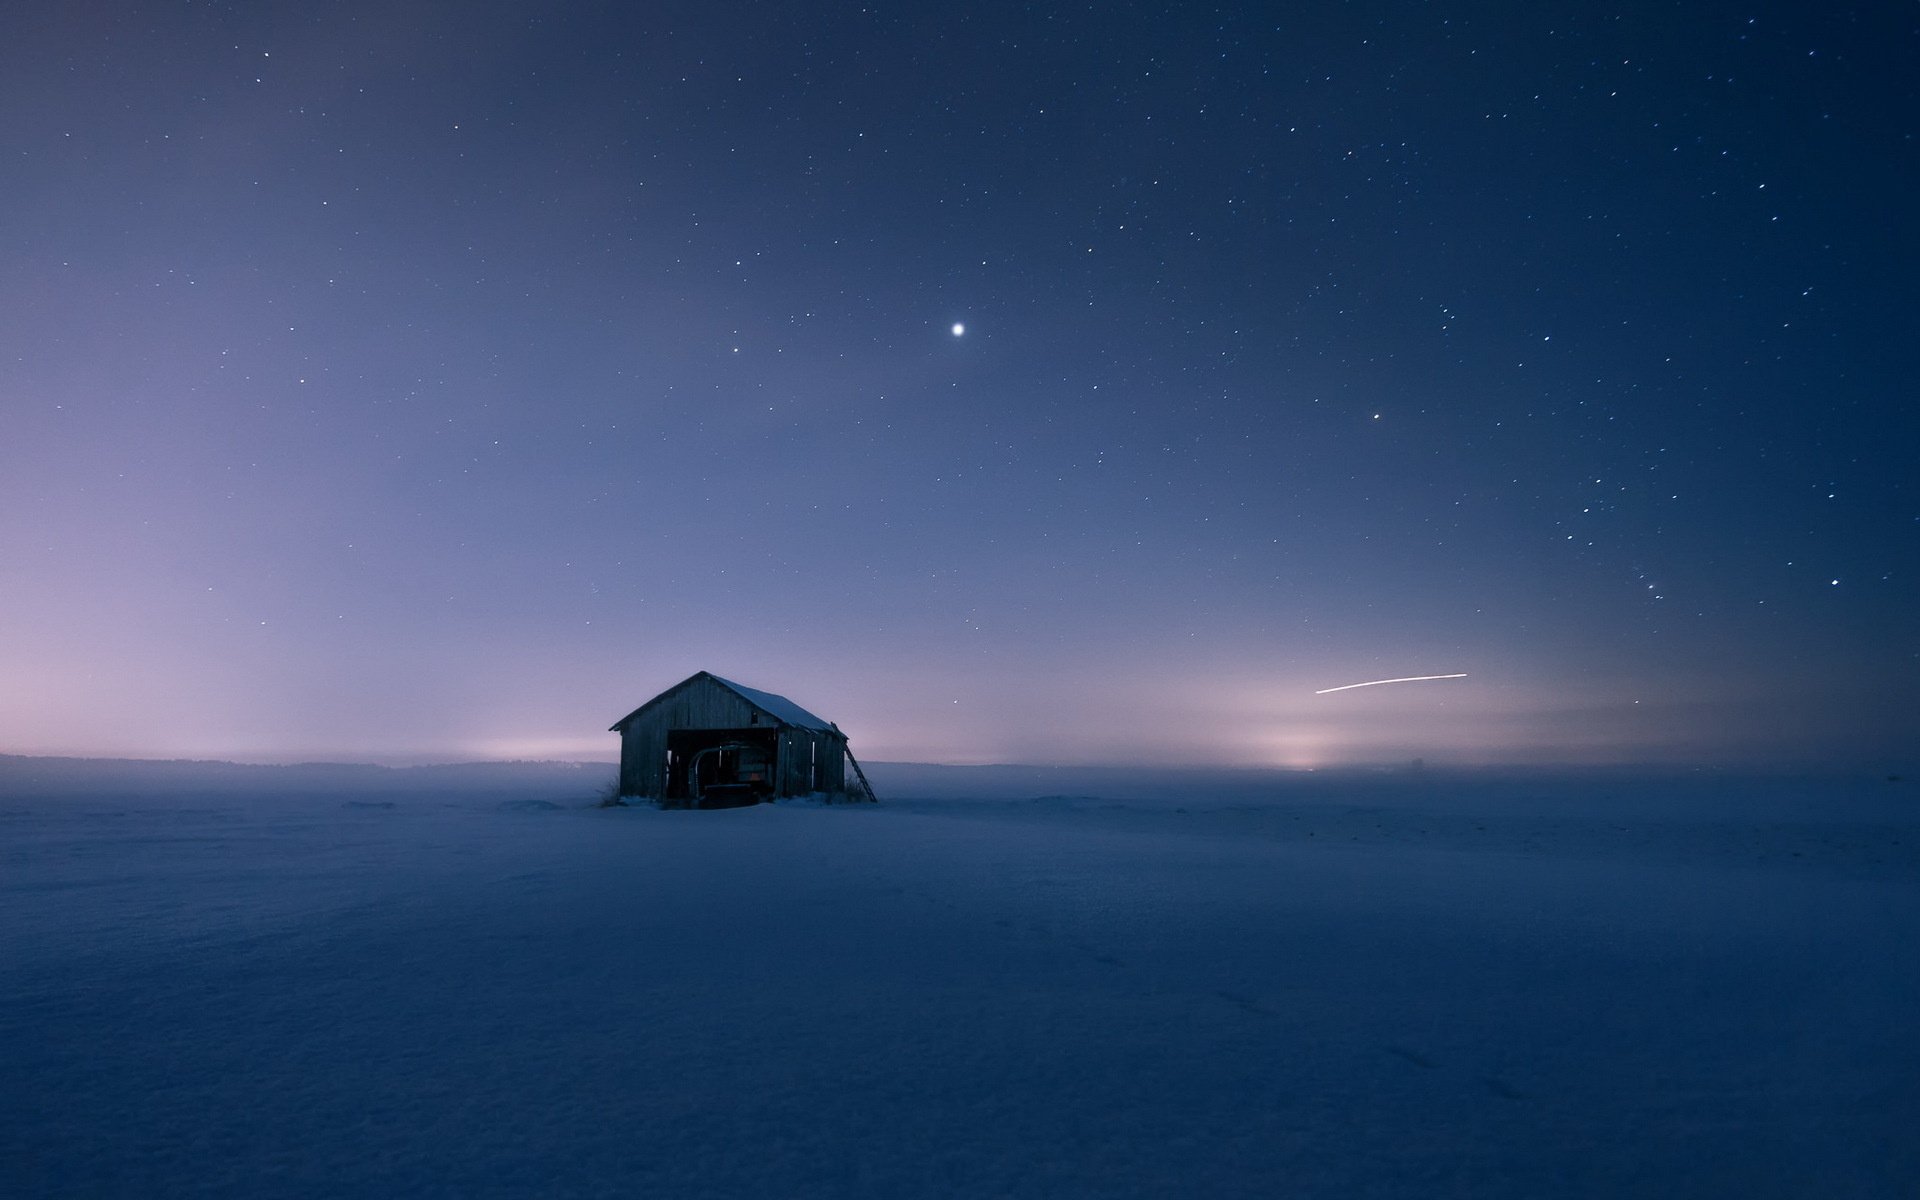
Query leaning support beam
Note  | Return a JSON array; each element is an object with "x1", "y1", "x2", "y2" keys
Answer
[{"x1": 844, "y1": 746, "x2": 879, "y2": 803}]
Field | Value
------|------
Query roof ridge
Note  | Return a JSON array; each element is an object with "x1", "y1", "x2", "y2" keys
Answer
[{"x1": 609, "y1": 671, "x2": 834, "y2": 733}]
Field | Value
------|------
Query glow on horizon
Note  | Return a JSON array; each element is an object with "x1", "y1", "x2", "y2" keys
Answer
[{"x1": 1314, "y1": 674, "x2": 1469, "y2": 695}]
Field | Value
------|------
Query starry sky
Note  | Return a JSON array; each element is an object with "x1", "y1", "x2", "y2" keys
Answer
[{"x1": 3, "y1": 2, "x2": 1914, "y2": 768}]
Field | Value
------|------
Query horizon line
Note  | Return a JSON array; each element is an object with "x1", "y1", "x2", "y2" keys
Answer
[{"x1": 0, "y1": 750, "x2": 1897, "y2": 776}]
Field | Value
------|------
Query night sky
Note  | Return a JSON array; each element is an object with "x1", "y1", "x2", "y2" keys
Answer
[{"x1": 4, "y1": 2, "x2": 1914, "y2": 768}]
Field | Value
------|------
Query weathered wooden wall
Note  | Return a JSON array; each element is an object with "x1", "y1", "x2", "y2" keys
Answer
[
  {"x1": 817, "y1": 735, "x2": 847, "y2": 793},
  {"x1": 776, "y1": 727, "x2": 806, "y2": 796}
]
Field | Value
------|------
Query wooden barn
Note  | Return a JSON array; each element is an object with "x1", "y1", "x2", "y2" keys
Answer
[{"x1": 609, "y1": 672, "x2": 874, "y2": 806}]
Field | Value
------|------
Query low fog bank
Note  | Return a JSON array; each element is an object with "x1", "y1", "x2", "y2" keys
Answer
[
  {"x1": 0, "y1": 754, "x2": 617, "y2": 801},
  {"x1": 862, "y1": 759, "x2": 1911, "y2": 805},
  {"x1": 4, "y1": 754, "x2": 1909, "y2": 813}
]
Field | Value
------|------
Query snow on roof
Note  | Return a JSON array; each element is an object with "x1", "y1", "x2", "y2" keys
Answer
[
  {"x1": 609, "y1": 672, "x2": 837, "y2": 733},
  {"x1": 705, "y1": 674, "x2": 834, "y2": 731}
]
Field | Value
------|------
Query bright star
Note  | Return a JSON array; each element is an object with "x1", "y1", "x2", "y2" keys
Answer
[{"x1": 951, "y1": 323, "x2": 965, "y2": 337}]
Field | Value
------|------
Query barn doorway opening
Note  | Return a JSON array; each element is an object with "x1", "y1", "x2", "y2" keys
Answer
[{"x1": 664, "y1": 728, "x2": 777, "y2": 807}]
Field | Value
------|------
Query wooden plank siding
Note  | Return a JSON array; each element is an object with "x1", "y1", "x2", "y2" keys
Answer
[
  {"x1": 777, "y1": 727, "x2": 806, "y2": 796},
  {"x1": 816, "y1": 733, "x2": 846, "y2": 793}
]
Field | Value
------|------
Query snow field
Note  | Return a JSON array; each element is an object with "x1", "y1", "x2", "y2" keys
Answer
[{"x1": 3, "y1": 776, "x2": 1916, "y2": 1198}]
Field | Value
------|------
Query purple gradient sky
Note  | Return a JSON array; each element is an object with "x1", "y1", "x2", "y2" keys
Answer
[{"x1": 3, "y1": 2, "x2": 1914, "y2": 768}]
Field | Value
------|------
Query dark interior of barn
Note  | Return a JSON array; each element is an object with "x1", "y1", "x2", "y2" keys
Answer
[{"x1": 664, "y1": 728, "x2": 777, "y2": 807}]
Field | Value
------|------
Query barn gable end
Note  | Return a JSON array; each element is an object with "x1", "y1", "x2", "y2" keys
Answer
[{"x1": 610, "y1": 672, "x2": 858, "y2": 805}]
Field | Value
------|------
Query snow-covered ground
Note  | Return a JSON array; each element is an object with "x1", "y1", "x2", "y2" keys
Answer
[{"x1": 3, "y1": 769, "x2": 1916, "y2": 1198}]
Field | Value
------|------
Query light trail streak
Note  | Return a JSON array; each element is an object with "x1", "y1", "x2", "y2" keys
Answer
[{"x1": 1314, "y1": 673, "x2": 1468, "y2": 695}]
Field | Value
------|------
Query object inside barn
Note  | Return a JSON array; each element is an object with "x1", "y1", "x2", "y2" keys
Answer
[{"x1": 609, "y1": 672, "x2": 877, "y2": 807}]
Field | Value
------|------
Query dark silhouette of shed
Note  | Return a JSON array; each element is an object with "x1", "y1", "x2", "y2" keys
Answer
[{"x1": 609, "y1": 672, "x2": 873, "y2": 806}]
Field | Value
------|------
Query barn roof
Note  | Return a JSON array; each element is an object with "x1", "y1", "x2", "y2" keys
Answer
[
  {"x1": 608, "y1": 671, "x2": 836, "y2": 733},
  {"x1": 705, "y1": 675, "x2": 835, "y2": 731}
]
